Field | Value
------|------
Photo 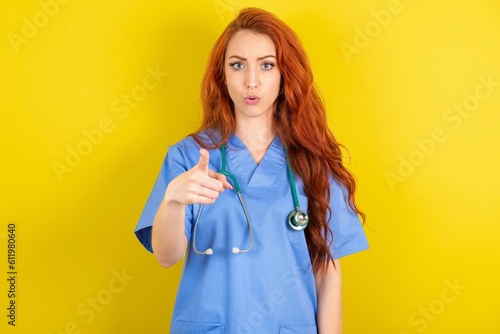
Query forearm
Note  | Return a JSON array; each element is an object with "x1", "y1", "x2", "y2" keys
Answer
[
  {"x1": 151, "y1": 196, "x2": 188, "y2": 268},
  {"x1": 315, "y1": 259, "x2": 342, "y2": 334},
  {"x1": 151, "y1": 148, "x2": 229, "y2": 267}
]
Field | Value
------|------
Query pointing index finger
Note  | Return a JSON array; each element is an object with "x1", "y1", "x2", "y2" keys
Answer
[{"x1": 197, "y1": 149, "x2": 210, "y2": 175}]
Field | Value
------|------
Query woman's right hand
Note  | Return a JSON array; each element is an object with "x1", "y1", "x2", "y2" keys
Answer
[{"x1": 165, "y1": 148, "x2": 232, "y2": 205}]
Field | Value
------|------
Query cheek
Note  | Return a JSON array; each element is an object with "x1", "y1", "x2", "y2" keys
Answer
[
  {"x1": 225, "y1": 75, "x2": 240, "y2": 101},
  {"x1": 269, "y1": 74, "x2": 281, "y2": 97},
  {"x1": 225, "y1": 72, "x2": 239, "y2": 88}
]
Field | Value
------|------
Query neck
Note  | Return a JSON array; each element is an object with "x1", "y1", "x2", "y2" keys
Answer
[{"x1": 235, "y1": 120, "x2": 276, "y2": 164}]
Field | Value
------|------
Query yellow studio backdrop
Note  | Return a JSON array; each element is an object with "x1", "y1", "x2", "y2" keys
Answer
[{"x1": 1, "y1": 0, "x2": 499, "y2": 333}]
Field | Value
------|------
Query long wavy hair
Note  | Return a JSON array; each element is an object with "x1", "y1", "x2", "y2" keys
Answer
[{"x1": 193, "y1": 7, "x2": 364, "y2": 273}]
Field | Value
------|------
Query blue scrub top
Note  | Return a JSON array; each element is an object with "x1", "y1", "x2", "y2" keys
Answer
[{"x1": 135, "y1": 132, "x2": 369, "y2": 334}]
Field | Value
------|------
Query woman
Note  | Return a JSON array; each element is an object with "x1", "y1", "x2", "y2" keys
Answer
[{"x1": 135, "y1": 7, "x2": 368, "y2": 333}]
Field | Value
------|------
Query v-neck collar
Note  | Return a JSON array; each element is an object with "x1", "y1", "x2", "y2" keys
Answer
[{"x1": 226, "y1": 133, "x2": 286, "y2": 188}]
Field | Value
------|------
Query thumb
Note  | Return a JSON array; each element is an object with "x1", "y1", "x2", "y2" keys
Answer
[{"x1": 196, "y1": 149, "x2": 210, "y2": 175}]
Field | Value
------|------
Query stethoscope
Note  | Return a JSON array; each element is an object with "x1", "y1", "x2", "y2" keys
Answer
[{"x1": 192, "y1": 144, "x2": 309, "y2": 256}]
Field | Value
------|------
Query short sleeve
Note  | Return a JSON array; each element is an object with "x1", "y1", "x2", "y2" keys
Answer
[
  {"x1": 134, "y1": 145, "x2": 193, "y2": 253},
  {"x1": 328, "y1": 178, "x2": 369, "y2": 259}
]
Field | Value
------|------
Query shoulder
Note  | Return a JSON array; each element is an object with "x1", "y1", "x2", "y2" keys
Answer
[
  {"x1": 171, "y1": 130, "x2": 221, "y2": 151},
  {"x1": 166, "y1": 130, "x2": 222, "y2": 167},
  {"x1": 170, "y1": 135, "x2": 200, "y2": 151},
  {"x1": 166, "y1": 136, "x2": 200, "y2": 169},
  {"x1": 328, "y1": 175, "x2": 352, "y2": 210}
]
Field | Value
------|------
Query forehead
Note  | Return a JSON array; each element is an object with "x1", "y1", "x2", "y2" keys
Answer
[{"x1": 225, "y1": 30, "x2": 276, "y2": 58}]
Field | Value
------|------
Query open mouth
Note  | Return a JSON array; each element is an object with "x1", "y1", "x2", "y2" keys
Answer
[{"x1": 244, "y1": 96, "x2": 260, "y2": 105}]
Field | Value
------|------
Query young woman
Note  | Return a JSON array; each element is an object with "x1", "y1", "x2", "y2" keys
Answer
[{"x1": 135, "y1": 7, "x2": 368, "y2": 333}]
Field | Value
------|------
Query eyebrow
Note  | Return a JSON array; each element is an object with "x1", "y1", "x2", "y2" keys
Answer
[{"x1": 228, "y1": 55, "x2": 276, "y2": 61}]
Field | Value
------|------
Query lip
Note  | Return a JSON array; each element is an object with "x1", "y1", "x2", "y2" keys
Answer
[{"x1": 244, "y1": 95, "x2": 260, "y2": 105}]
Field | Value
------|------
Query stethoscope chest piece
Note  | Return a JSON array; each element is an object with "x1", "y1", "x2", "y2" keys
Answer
[
  {"x1": 287, "y1": 208, "x2": 309, "y2": 231},
  {"x1": 284, "y1": 146, "x2": 309, "y2": 231}
]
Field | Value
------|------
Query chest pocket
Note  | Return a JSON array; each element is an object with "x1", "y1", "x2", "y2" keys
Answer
[
  {"x1": 280, "y1": 325, "x2": 318, "y2": 333},
  {"x1": 171, "y1": 321, "x2": 225, "y2": 334}
]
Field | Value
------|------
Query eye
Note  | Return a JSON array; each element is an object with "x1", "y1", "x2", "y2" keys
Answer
[
  {"x1": 262, "y1": 62, "x2": 275, "y2": 70},
  {"x1": 229, "y1": 62, "x2": 244, "y2": 70}
]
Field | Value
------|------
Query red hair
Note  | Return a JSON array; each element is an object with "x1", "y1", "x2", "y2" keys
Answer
[{"x1": 193, "y1": 7, "x2": 364, "y2": 273}]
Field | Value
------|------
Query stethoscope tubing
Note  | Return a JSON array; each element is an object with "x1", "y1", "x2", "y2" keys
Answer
[
  {"x1": 192, "y1": 187, "x2": 254, "y2": 255},
  {"x1": 192, "y1": 143, "x2": 307, "y2": 256}
]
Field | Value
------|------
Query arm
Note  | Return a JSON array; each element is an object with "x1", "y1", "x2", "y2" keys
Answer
[
  {"x1": 315, "y1": 259, "x2": 342, "y2": 334},
  {"x1": 152, "y1": 197, "x2": 188, "y2": 268},
  {"x1": 152, "y1": 149, "x2": 231, "y2": 268}
]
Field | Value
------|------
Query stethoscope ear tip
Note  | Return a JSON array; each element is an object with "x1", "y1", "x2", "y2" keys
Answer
[
  {"x1": 205, "y1": 248, "x2": 214, "y2": 255},
  {"x1": 232, "y1": 247, "x2": 240, "y2": 254}
]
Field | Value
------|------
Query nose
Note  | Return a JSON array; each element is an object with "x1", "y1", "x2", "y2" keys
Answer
[{"x1": 245, "y1": 66, "x2": 259, "y2": 88}]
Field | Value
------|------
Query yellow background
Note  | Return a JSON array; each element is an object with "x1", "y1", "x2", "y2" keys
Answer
[{"x1": 1, "y1": 0, "x2": 499, "y2": 333}]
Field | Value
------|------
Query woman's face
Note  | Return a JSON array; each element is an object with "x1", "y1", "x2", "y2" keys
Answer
[{"x1": 224, "y1": 30, "x2": 281, "y2": 125}]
